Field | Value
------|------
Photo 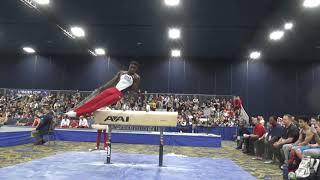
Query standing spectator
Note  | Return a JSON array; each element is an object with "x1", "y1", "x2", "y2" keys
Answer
[
  {"x1": 233, "y1": 96, "x2": 242, "y2": 117},
  {"x1": 271, "y1": 114, "x2": 299, "y2": 169}
]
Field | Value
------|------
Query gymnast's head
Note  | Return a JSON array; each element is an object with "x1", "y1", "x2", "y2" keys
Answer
[{"x1": 128, "y1": 61, "x2": 140, "y2": 75}]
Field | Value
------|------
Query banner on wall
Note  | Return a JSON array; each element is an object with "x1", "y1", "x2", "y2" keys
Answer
[{"x1": 9, "y1": 89, "x2": 49, "y2": 96}]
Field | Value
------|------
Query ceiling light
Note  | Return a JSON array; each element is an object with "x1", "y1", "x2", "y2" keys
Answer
[
  {"x1": 303, "y1": 0, "x2": 320, "y2": 8},
  {"x1": 164, "y1": 0, "x2": 180, "y2": 6},
  {"x1": 70, "y1": 26, "x2": 85, "y2": 38},
  {"x1": 249, "y1": 51, "x2": 261, "y2": 60},
  {"x1": 269, "y1": 30, "x2": 284, "y2": 41},
  {"x1": 284, "y1": 22, "x2": 293, "y2": 30},
  {"x1": 171, "y1": 49, "x2": 181, "y2": 57},
  {"x1": 33, "y1": 0, "x2": 50, "y2": 5},
  {"x1": 94, "y1": 48, "x2": 106, "y2": 56},
  {"x1": 23, "y1": 47, "x2": 36, "y2": 54},
  {"x1": 168, "y1": 28, "x2": 181, "y2": 39}
]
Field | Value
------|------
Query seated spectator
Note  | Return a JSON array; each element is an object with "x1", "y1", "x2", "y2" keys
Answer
[
  {"x1": 191, "y1": 115, "x2": 198, "y2": 133},
  {"x1": 310, "y1": 117, "x2": 317, "y2": 126},
  {"x1": 236, "y1": 120, "x2": 250, "y2": 149},
  {"x1": 252, "y1": 117, "x2": 267, "y2": 160},
  {"x1": 0, "y1": 112, "x2": 5, "y2": 126},
  {"x1": 16, "y1": 118, "x2": 29, "y2": 126},
  {"x1": 287, "y1": 116, "x2": 315, "y2": 171},
  {"x1": 263, "y1": 116, "x2": 284, "y2": 164},
  {"x1": 145, "y1": 102, "x2": 151, "y2": 112},
  {"x1": 60, "y1": 115, "x2": 70, "y2": 128},
  {"x1": 31, "y1": 108, "x2": 53, "y2": 145},
  {"x1": 69, "y1": 120, "x2": 79, "y2": 128},
  {"x1": 303, "y1": 118, "x2": 320, "y2": 158},
  {"x1": 78, "y1": 116, "x2": 88, "y2": 128},
  {"x1": 282, "y1": 117, "x2": 313, "y2": 170},
  {"x1": 271, "y1": 114, "x2": 299, "y2": 169},
  {"x1": 243, "y1": 117, "x2": 265, "y2": 155}
]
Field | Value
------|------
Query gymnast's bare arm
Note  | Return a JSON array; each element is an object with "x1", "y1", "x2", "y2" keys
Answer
[{"x1": 130, "y1": 73, "x2": 141, "y2": 92}]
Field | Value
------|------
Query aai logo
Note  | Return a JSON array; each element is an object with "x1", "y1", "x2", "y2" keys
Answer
[{"x1": 104, "y1": 116, "x2": 129, "y2": 122}]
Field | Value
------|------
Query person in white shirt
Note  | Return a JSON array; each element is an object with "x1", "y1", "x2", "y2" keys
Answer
[
  {"x1": 145, "y1": 103, "x2": 151, "y2": 112},
  {"x1": 60, "y1": 115, "x2": 70, "y2": 128},
  {"x1": 78, "y1": 116, "x2": 88, "y2": 128}
]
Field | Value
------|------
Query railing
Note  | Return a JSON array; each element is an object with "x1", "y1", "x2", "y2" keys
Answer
[{"x1": 0, "y1": 88, "x2": 234, "y2": 99}]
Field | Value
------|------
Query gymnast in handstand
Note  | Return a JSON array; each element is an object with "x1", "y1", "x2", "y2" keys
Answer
[{"x1": 66, "y1": 61, "x2": 140, "y2": 150}]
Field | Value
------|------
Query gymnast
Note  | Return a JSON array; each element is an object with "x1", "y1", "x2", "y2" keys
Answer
[
  {"x1": 66, "y1": 61, "x2": 140, "y2": 117},
  {"x1": 66, "y1": 61, "x2": 140, "y2": 150}
]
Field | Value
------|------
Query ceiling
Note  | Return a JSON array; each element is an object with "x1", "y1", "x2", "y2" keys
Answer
[{"x1": 0, "y1": 0, "x2": 319, "y2": 61}]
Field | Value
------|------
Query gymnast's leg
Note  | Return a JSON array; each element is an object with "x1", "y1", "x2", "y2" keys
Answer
[{"x1": 66, "y1": 87, "x2": 123, "y2": 117}]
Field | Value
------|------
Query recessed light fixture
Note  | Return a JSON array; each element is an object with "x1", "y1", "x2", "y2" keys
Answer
[
  {"x1": 164, "y1": 0, "x2": 180, "y2": 6},
  {"x1": 249, "y1": 51, "x2": 261, "y2": 60},
  {"x1": 70, "y1": 26, "x2": 85, "y2": 38},
  {"x1": 269, "y1": 30, "x2": 284, "y2": 41},
  {"x1": 303, "y1": 0, "x2": 320, "y2": 8},
  {"x1": 171, "y1": 49, "x2": 181, "y2": 57},
  {"x1": 34, "y1": 0, "x2": 50, "y2": 5},
  {"x1": 23, "y1": 47, "x2": 36, "y2": 54},
  {"x1": 168, "y1": 28, "x2": 181, "y2": 40},
  {"x1": 94, "y1": 48, "x2": 106, "y2": 56},
  {"x1": 284, "y1": 22, "x2": 294, "y2": 30}
]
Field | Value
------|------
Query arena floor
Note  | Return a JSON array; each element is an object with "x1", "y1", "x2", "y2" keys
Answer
[{"x1": 0, "y1": 141, "x2": 282, "y2": 179}]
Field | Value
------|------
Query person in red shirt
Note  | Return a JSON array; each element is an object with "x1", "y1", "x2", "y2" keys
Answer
[
  {"x1": 233, "y1": 96, "x2": 242, "y2": 117},
  {"x1": 243, "y1": 117, "x2": 266, "y2": 155},
  {"x1": 32, "y1": 116, "x2": 40, "y2": 128},
  {"x1": 69, "y1": 120, "x2": 79, "y2": 128}
]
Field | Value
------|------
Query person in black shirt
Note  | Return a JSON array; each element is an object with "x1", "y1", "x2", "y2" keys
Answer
[
  {"x1": 236, "y1": 121, "x2": 250, "y2": 149},
  {"x1": 263, "y1": 116, "x2": 284, "y2": 164},
  {"x1": 271, "y1": 114, "x2": 299, "y2": 169},
  {"x1": 31, "y1": 107, "x2": 53, "y2": 145}
]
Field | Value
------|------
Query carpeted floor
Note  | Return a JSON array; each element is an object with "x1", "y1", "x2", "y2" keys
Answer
[{"x1": 0, "y1": 141, "x2": 282, "y2": 179}]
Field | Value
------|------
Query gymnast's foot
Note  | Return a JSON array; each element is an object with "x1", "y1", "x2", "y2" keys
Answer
[{"x1": 66, "y1": 110, "x2": 77, "y2": 117}]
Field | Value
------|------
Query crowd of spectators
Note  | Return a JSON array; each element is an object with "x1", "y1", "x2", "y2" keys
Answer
[
  {"x1": 0, "y1": 90, "x2": 84, "y2": 127},
  {"x1": 0, "y1": 89, "x2": 242, "y2": 129},
  {"x1": 236, "y1": 115, "x2": 320, "y2": 178}
]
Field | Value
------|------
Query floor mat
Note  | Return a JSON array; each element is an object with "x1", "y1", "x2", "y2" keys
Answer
[{"x1": 0, "y1": 151, "x2": 255, "y2": 180}]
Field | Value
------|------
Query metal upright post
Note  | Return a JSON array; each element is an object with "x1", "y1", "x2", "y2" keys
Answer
[
  {"x1": 105, "y1": 125, "x2": 112, "y2": 164},
  {"x1": 159, "y1": 127, "x2": 164, "y2": 167}
]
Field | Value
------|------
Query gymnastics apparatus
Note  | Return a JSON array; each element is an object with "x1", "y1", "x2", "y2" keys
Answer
[{"x1": 93, "y1": 109, "x2": 178, "y2": 166}]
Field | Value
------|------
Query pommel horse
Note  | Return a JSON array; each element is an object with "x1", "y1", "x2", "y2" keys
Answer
[{"x1": 94, "y1": 110, "x2": 178, "y2": 167}]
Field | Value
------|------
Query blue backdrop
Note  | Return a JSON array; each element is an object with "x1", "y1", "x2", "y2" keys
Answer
[{"x1": 0, "y1": 54, "x2": 319, "y2": 117}]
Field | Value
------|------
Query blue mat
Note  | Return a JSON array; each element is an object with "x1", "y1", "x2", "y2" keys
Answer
[
  {"x1": 56, "y1": 130, "x2": 221, "y2": 147},
  {"x1": 0, "y1": 152, "x2": 255, "y2": 180},
  {"x1": 0, "y1": 128, "x2": 221, "y2": 147},
  {"x1": 0, "y1": 131, "x2": 34, "y2": 146}
]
